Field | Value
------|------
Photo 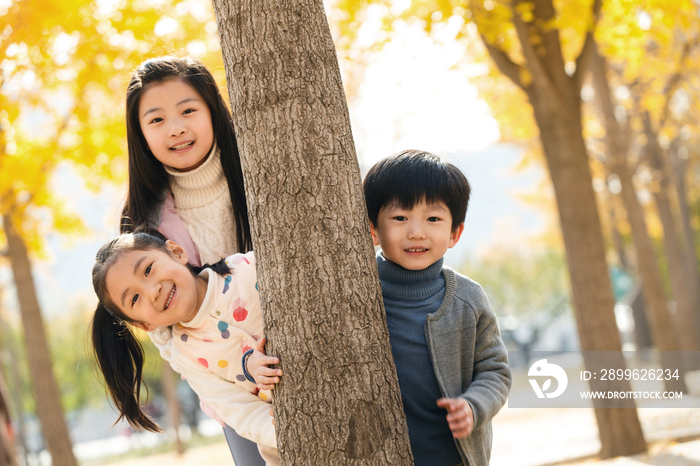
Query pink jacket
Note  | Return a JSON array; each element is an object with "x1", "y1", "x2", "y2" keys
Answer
[{"x1": 157, "y1": 192, "x2": 202, "y2": 267}]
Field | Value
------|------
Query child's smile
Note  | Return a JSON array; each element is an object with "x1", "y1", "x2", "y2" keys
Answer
[
  {"x1": 138, "y1": 78, "x2": 214, "y2": 172},
  {"x1": 104, "y1": 242, "x2": 207, "y2": 331},
  {"x1": 371, "y1": 200, "x2": 464, "y2": 270}
]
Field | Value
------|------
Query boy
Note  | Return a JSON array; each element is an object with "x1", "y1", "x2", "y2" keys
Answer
[{"x1": 363, "y1": 150, "x2": 511, "y2": 466}]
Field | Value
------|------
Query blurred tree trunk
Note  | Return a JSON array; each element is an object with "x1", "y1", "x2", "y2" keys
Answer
[
  {"x1": 211, "y1": 0, "x2": 413, "y2": 464},
  {"x1": 475, "y1": 0, "x2": 646, "y2": 456},
  {"x1": 1, "y1": 213, "x2": 77, "y2": 466},
  {"x1": 669, "y1": 145, "x2": 700, "y2": 343},
  {"x1": 161, "y1": 363, "x2": 185, "y2": 455},
  {"x1": 642, "y1": 114, "x2": 700, "y2": 358},
  {"x1": 590, "y1": 46, "x2": 688, "y2": 391}
]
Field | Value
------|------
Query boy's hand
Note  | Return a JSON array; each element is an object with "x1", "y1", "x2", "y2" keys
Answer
[
  {"x1": 437, "y1": 397, "x2": 474, "y2": 439},
  {"x1": 247, "y1": 337, "x2": 283, "y2": 390}
]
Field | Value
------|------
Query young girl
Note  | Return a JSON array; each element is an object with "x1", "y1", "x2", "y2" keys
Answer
[
  {"x1": 91, "y1": 231, "x2": 282, "y2": 464},
  {"x1": 117, "y1": 56, "x2": 266, "y2": 462}
]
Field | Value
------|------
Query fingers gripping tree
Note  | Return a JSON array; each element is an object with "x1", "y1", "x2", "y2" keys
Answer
[{"x1": 210, "y1": 0, "x2": 413, "y2": 463}]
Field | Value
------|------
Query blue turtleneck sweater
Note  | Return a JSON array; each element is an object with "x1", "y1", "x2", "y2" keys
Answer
[{"x1": 377, "y1": 254, "x2": 463, "y2": 466}]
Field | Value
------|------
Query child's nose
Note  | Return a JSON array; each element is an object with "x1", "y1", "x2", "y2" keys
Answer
[
  {"x1": 407, "y1": 222, "x2": 426, "y2": 239},
  {"x1": 169, "y1": 121, "x2": 186, "y2": 137},
  {"x1": 150, "y1": 283, "x2": 162, "y2": 302}
]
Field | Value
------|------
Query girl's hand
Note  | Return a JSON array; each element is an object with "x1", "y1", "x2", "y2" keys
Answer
[
  {"x1": 436, "y1": 397, "x2": 474, "y2": 439},
  {"x1": 247, "y1": 337, "x2": 283, "y2": 390}
]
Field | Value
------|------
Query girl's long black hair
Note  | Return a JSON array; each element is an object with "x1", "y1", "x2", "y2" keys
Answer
[
  {"x1": 121, "y1": 56, "x2": 252, "y2": 253},
  {"x1": 91, "y1": 230, "x2": 230, "y2": 432}
]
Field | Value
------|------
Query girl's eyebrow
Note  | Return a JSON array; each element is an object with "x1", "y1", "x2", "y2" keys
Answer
[
  {"x1": 141, "y1": 98, "x2": 200, "y2": 118},
  {"x1": 120, "y1": 255, "x2": 147, "y2": 307}
]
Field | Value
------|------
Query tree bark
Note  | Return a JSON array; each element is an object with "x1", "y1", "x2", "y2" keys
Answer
[
  {"x1": 211, "y1": 0, "x2": 413, "y2": 464},
  {"x1": 476, "y1": 0, "x2": 646, "y2": 457},
  {"x1": 1, "y1": 214, "x2": 77, "y2": 466},
  {"x1": 590, "y1": 47, "x2": 687, "y2": 391},
  {"x1": 642, "y1": 114, "x2": 700, "y2": 358}
]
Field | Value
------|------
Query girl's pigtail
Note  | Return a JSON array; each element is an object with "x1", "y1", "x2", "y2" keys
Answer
[{"x1": 91, "y1": 303, "x2": 163, "y2": 433}]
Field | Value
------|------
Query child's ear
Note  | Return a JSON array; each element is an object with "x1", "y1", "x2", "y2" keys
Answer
[
  {"x1": 370, "y1": 223, "x2": 380, "y2": 247},
  {"x1": 448, "y1": 223, "x2": 465, "y2": 248},
  {"x1": 166, "y1": 240, "x2": 188, "y2": 265}
]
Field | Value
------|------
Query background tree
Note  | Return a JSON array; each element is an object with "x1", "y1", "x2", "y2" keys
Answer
[
  {"x1": 211, "y1": 0, "x2": 413, "y2": 463},
  {"x1": 0, "y1": 0, "x2": 227, "y2": 461}
]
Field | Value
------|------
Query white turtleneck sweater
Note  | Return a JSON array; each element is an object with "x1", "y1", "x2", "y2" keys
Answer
[{"x1": 164, "y1": 143, "x2": 239, "y2": 264}]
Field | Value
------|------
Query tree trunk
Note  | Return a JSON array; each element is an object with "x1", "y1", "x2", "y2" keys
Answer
[
  {"x1": 590, "y1": 47, "x2": 687, "y2": 391},
  {"x1": 642, "y1": 114, "x2": 700, "y2": 358},
  {"x1": 475, "y1": 0, "x2": 646, "y2": 456},
  {"x1": 1, "y1": 214, "x2": 77, "y2": 466},
  {"x1": 670, "y1": 145, "x2": 700, "y2": 344},
  {"x1": 211, "y1": 0, "x2": 413, "y2": 464},
  {"x1": 161, "y1": 363, "x2": 185, "y2": 455}
]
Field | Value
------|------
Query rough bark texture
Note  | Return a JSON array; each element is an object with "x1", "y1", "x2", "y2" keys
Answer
[
  {"x1": 2, "y1": 214, "x2": 77, "y2": 466},
  {"x1": 590, "y1": 47, "x2": 687, "y2": 392},
  {"x1": 210, "y1": 1, "x2": 413, "y2": 464},
  {"x1": 477, "y1": 0, "x2": 646, "y2": 457},
  {"x1": 643, "y1": 114, "x2": 700, "y2": 357}
]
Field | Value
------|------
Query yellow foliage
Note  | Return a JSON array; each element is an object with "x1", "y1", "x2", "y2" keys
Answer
[{"x1": 1, "y1": 0, "x2": 224, "y2": 255}]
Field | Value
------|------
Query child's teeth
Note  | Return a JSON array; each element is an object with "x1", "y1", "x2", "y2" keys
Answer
[
  {"x1": 165, "y1": 287, "x2": 175, "y2": 309},
  {"x1": 172, "y1": 142, "x2": 192, "y2": 150}
]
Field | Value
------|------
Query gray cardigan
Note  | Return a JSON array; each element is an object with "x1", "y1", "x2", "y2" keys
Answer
[{"x1": 426, "y1": 266, "x2": 511, "y2": 465}]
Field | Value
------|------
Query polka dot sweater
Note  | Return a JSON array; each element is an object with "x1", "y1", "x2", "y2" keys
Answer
[
  {"x1": 151, "y1": 252, "x2": 277, "y2": 452},
  {"x1": 173, "y1": 252, "x2": 272, "y2": 404}
]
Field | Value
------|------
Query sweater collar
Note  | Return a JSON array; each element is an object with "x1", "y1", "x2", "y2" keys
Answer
[
  {"x1": 376, "y1": 252, "x2": 445, "y2": 299},
  {"x1": 165, "y1": 142, "x2": 228, "y2": 209}
]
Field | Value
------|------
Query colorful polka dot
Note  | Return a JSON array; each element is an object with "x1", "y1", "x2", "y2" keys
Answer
[
  {"x1": 223, "y1": 276, "x2": 232, "y2": 294},
  {"x1": 203, "y1": 337, "x2": 213, "y2": 343},
  {"x1": 233, "y1": 307, "x2": 248, "y2": 322},
  {"x1": 221, "y1": 330, "x2": 231, "y2": 339},
  {"x1": 218, "y1": 360, "x2": 228, "y2": 368},
  {"x1": 180, "y1": 334, "x2": 188, "y2": 342},
  {"x1": 236, "y1": 374, "x2": 246, "y2": 382},
  {"x1": 259, "y1": 392, "x2": 268, "y2": 401},
  {"x1": 242, "y1": 344, "x2": 252, "y2": 353},
  {"x1": 218, "y1": 321, "x2": 229, "y2": 332},
  {"x1": 197, "y1": 358, "x2": 209, "y2": 368}
]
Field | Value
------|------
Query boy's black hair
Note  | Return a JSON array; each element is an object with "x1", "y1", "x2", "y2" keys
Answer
[{"x1": 363, "y1": 150, "x2": 470, "y2": 231}]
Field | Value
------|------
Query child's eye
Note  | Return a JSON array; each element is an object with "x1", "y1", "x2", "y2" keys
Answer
[
  {"x1": 183, "y1": 108, "x2": 196, "y2": 115},
  {"x1": 428, "y1": 217, "x2": 441, "y2": 222},
  {"x1": 132, "y1": 294, "x2": 139, "y2": 307},
  {"x1": 145, "y1": 264, "x2": 152, "y2": 277},
  {"x1": 393, "y1": 216, "x2": 407, "y2": 221},
  {"x1": 149, "y1": 117, "x2": 163, "y2": 124}
]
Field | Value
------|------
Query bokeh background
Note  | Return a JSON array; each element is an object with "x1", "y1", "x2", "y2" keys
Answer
[{"x1": 1, "y1": 0, "x2": 700, "y2": 464}]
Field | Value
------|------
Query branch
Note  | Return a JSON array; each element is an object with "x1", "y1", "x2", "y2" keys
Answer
[
  {"x1": 572, "y1": 0, "x2": 603, "y2": 92},
  {"x1": 482, "y1": 40, "x2": 527, "y2": 90},
  {"x1": 511, "y1": 1, "x2": 553, "y2": 90}
]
